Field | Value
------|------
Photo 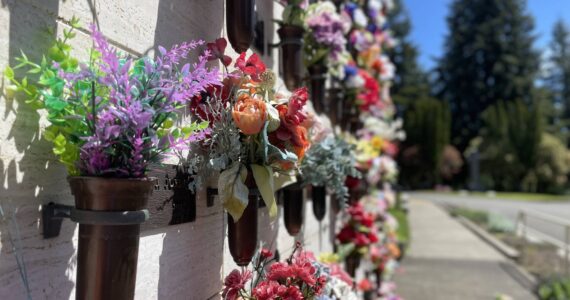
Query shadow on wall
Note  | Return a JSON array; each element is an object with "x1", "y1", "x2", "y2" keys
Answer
[
  {"x1": 153, "y1": 0, "x2": 224, "y2": 299},
  {"x1": 0, "y1": 0, "x2": 77, "y2": 299}
]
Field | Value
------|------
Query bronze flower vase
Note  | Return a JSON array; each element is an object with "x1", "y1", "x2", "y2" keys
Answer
[
  {"x1": 282, "y1": 182, "x2": 304, "y2": 236},
  {"x1": 227, "y1": 171, "x2": 259, "y2": 266},
  {"x1": 308, "y1": 63, "x2": 328, "y2": 114},
  {"x1": 331, "y1": 194, "x2": 342, "y2": 215},
  {"x1": 277, "y1": 25, "x2": 305, "y2": 91},
  {"x1": 375, "y1": 265, "x2": 385, "y2": 295},
  {"x1": 226, "y1": 0, "x2": 255, "y2": 53},
  {"x1": 311, "y1": 185, "x2": 327, "y2": 221},
  {"x1": 345, "y1": 252, "x2": 361, "y2": 278},
  {"x1": 327, "y1": 88, "x2": 343, "y2": 126},
  {"x1": 68, "y1": 176, "x2": 155, "y2": 300}
]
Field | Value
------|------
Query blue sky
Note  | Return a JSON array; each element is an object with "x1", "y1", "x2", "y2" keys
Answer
[{"x1": 405, "y1": 0, "x2": 570, "y2": 70}]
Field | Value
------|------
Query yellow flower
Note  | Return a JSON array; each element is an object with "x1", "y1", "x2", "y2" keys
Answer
[
  {"x1": 318, "y1": 252, "x2": 340, "y2": 264},
  {"x1": 370, "y1": 136, "x2": 384, "y2": 151}
]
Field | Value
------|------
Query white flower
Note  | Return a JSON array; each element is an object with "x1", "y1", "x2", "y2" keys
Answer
[{"x1": 353, "y1": 8, "x2": 368, "y2": 28}]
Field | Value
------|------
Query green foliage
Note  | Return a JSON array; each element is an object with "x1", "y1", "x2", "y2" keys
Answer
[
  {"x1": 4, "y1": 17, "x2": 84, "y2": 175},
  {"x1": 399, "y1": 99, "x2": 452, "y2": 188},
  {"x1": 487, "y1": 213, "x2": 515, "y2": 233},
  {"x1": 300, "y1": 136, "x2": 360, "y2": 204},
  {"x1": 538, "y1": 277, "x2": 570, "y2": 300},
  {"x1": 436, "y1": 0, "x2": 539, "y2": 151},
  {"x1": 535, "y1": 133, "x2": 570, "y2": 193},
  {"x1": 280, "y1": 0, "x2": 307, "y2": 27},
  {"x1": 471, "y1": 100, "x2": 545, "y2": 191},
  {"x1": 452, "y1": 207, "x2": 489, "y2": 225}
]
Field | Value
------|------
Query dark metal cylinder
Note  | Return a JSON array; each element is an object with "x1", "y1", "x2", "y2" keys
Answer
[
  {"x1": 345, "y1": 252, "x2": 361, "y2": 278},
  {"x1": 327, "y1": 88, "x2": 343, "y2": 126},
  {"x1": 278, "y1": 25, "x2": 305, "y2": 91},
  {"x1": 311, "y1": 185, "x2": 327, "y2": 221},
  {"x1": 375, "y1": 266, "x2": 384, "y2": 295},
  {"x1": 69, "y1": 177, "x2": 155, "y2": 300},
  {"x1": 282, "y1": 183, "x2": 304, "y2": 236},
  {"x1": 228, "y1": 171, "x2": 259, "y2": 266},
  {"x1": 226, "y1": 0, "x2": 255, "y2": 53},
  {"x1": 308, "y1": 63, "x2": 328, "y2": 114}
]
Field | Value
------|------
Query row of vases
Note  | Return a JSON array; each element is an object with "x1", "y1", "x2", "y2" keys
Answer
[{"x1": 65, "y1": 173, "x2": 331, "y2": 299}]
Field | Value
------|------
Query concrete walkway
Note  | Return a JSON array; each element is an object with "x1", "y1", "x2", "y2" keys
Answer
[{"x1": 394, "y1": 199, "x2": 536, "y2": 300}]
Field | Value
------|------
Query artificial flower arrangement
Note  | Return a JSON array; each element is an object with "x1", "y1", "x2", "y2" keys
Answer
[
  {"x1": 277, "y1": 0, "x2": 310, "y2": 90},
  {"x1": 277, "y1": 0, "x2": 309, "y2": 27},
  {"x1": 336, "y1": 202, "x2": 379, "y2": 252},
  {"x1": 304, "y1": 1, "x2": 351, "y2": 76},
  {"x1": 4, "y1": 20, "x2": 219, "y2": 299},
  {"x1": 299, "y1": 135, "x2": 361, "y2": 205},
  {"x1": 222, "y1": 244, "x2": 329, "y2": 300},
  {"x1": 5, "y1": 20, "x2": 217, "y2": 178},
  {"x1": 189, "y1": 37, "x2": 312, "y2": 221}
]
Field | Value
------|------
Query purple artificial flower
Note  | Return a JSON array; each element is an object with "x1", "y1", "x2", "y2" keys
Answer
[{"x1": 68, "y1": 25, "x2": 222, "y2": 177}]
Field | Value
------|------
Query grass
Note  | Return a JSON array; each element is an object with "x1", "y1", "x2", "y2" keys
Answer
[
  {"x1": 388, "y1": 208, "x2": 410, "y2": 243},
  {"x1": 450, "y1": 207, "x2": 488, "y2": 225},
  {"x1": 420, "y1": 190, "x2": 570, "y2": 202}
]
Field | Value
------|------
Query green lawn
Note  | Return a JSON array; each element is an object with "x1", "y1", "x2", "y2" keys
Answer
[
  {"x1": 388, "y1": 208, "x2": 410, "y2": 243},
  {"x1": 419, "y1": 190, "x2": 570, "y2": 202},
  {"x1": 459, "y1": 191, "x2": 570, "y2": 202}
]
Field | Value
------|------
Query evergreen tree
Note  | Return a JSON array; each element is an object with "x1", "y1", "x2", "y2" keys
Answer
[
  {"x1": 544, "y1": 20, "x2": 570, "y2": 144},
  {"x1": 399, "y1": 99, "x2": 451, "y2": 188},
  {"x1": 386, "y1": 0, "x2": 428, "y2": 96},
  {"x1": 436, "y1": 0, "x2": 539, "y2": 151}
]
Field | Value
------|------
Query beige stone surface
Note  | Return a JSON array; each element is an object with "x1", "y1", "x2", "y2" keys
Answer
[{"x1": 0, "y1": 1, "x2": 335, "y2": 299}]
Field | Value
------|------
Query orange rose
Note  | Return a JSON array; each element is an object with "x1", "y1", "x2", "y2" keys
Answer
[{"x1": 232, "y1": 94, "x2": 267, "y2": 135}]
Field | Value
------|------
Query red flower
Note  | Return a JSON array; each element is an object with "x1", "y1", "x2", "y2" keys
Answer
[
  {"x1": 261, "y1": 248, "x2": 274, "y2": 259},
  {"x1": 252, "y1": 281, "x2": 304, "y2": 300},
  {"x1": 336, "y1": 226, "x2": 356, "y2": 243},
  {"x1": 345, "y1": 176, "x2": 361, "y2": 189},
  {"x1": 358, "y1": 278, "x2": 373, "y2": 291},
  {"x1": 222, "y1": 269, "x2": 252, "y2": 300},
  {"x1": 269, "y1": 93, "x2": 310, "y2": 169},
  {"x1": 285, "y1": 87, "x2": 309, "y2": 126},
  {"x1": 355, "y1": 232, "x2": 371, "y2": 247},
  {"x1": 206, "y1": 38, "x2": 232, "y2": 67},
  {"x1": 357, "y1": 69, "x2": 380, "y2": 112},
  {"x1": 236, "y1": 52, "x2": 266, "y2": 82}
]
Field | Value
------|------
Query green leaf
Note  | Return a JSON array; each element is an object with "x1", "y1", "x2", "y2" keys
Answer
[
  {"x1": 4, "y1": 66, "x2": 14, "y2": 79},
  {"x1": 251, "y1": 164, "x2": 277, "y2": 218},
  {"x1": 218, "y1": 162, "x2": 249, "y2": 221},
  {"x1": 45, "y1": 95, "x2": 67, "y2": 111}
]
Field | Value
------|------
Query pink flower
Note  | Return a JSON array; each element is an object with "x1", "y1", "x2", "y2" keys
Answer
[
  {"x1": 329, "y1": 263, "x2": 353, "y2": 286},
  {"x1": 222, "y1": 269, "x2": 252, "y2": 300}
]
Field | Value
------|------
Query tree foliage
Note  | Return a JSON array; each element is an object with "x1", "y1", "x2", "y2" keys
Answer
[
  {"x1": 399, "y1": 99, "x2": 452, "y2": 188},
  {"x1": 436, "y1": 0, "x2": 540, "y2": 151},
  {"x1": 470, "y1": 100, "x2": 544, "y2": 191}
]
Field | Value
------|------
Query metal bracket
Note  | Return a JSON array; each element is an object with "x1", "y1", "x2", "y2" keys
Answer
[
  {"x1": 42, "y1": 203, "x2": 73, "y2": 239},
  {"x1": 42, "y1": 202, "x2": 149, "y2": 239}
]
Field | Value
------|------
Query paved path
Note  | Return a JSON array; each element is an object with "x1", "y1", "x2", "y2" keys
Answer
[
  {"x1": 394, "y1": 198, "x2": 536, "y2": 300},
  {"x1": 411, "y1": 192, "x2": 570, "y2": 246}
]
